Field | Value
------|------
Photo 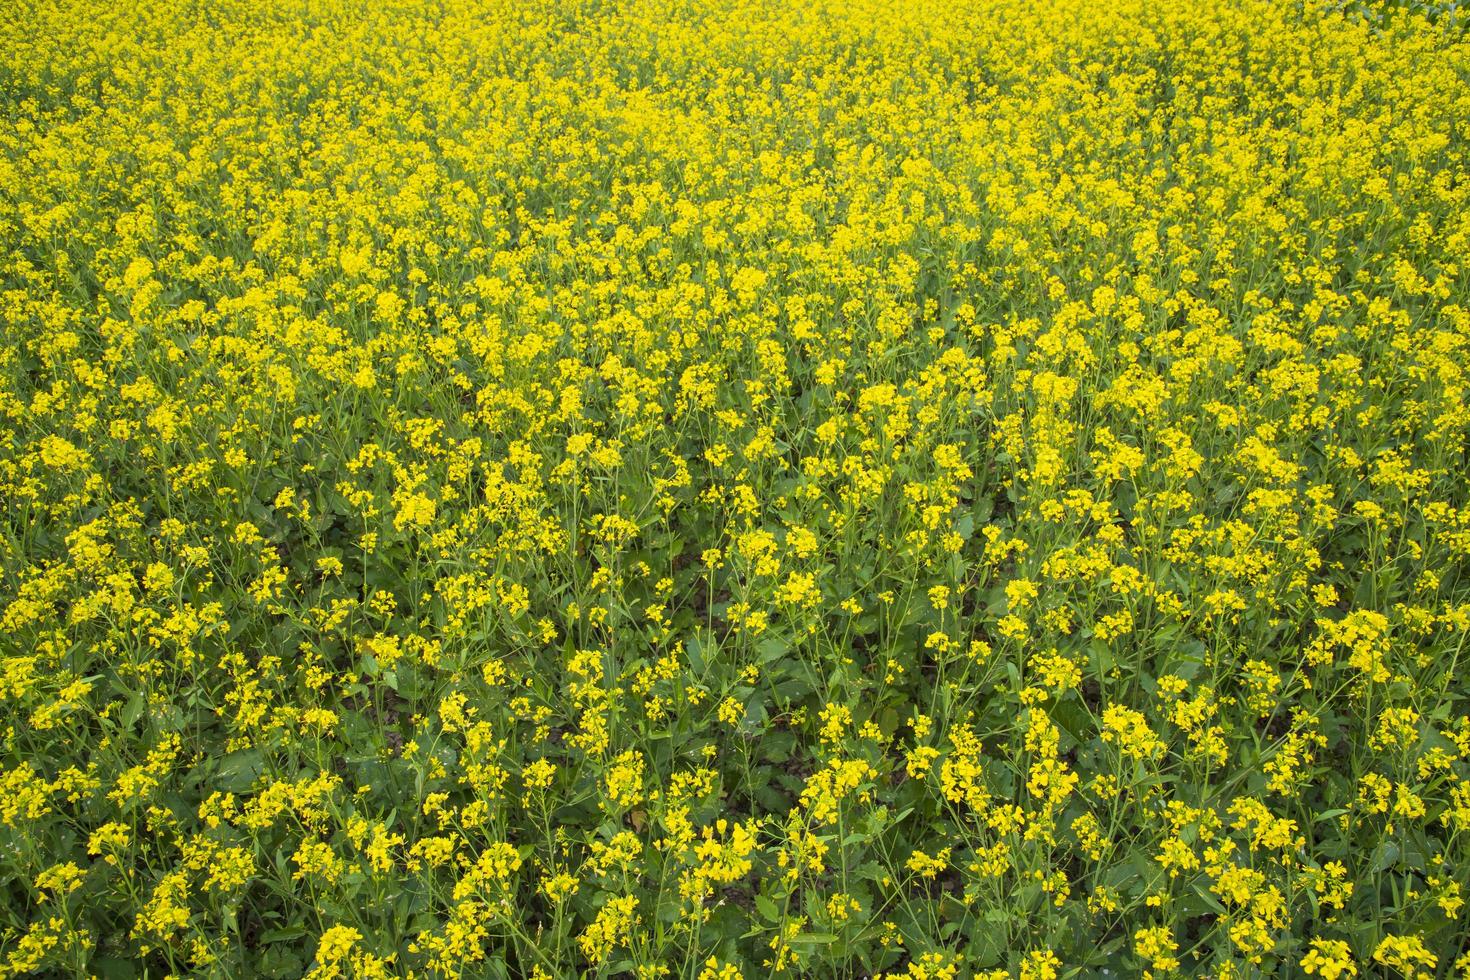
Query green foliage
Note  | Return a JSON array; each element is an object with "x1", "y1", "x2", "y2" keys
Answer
[{"x1": 2, "y1": 0, "x2": 1470, "y2": 978}]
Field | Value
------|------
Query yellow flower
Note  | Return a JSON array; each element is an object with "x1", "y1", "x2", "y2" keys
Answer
[
  {"x1": 906, "y1": 848, "x2": 951, "y2": 879},
  {"x1": 1133, "y1": 924, "x2": 1180, "y2": 973},
  {"x1": 306, "y1": 925, "x2": 362, "y2": 980},
  {"x1": 578, "y1": 895, "x2": 639, "y2": 965},
  {"x1": 523, "y1": 758, "x2": 556, "y2": 790},
  {"x1": 604, "y1": 750, "x2": 646, "y2": 808},
  {"x1": 1301, "y1": 938, "x2": 1357, "y2": 979}
]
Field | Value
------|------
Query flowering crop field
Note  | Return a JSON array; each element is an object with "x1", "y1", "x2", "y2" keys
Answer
[{"x1": 3, "y1": 0, "x2": 1470, "y2": 977}]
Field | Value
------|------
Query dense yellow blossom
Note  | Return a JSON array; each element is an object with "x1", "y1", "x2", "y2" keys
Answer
[{"x1": 3, "y1": 0, "x2": 1470, "y2": 975}]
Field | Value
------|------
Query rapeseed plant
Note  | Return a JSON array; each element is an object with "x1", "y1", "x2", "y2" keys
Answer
[{"x1": 3, "y1": 0, "x2": 1470, "y2": 975}]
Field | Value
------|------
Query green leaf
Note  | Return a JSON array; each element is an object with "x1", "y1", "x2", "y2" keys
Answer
[
  {"x1": 215, "y1": 748, "x2": 266, "y2": 793},
  {"x1": 260, "y1": 924, "x2": 307, "y2": 944}
]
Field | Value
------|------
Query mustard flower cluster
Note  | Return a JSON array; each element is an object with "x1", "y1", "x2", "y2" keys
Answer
[{"x1": 2, "y1": 0, "x2": 1470, "y2": 976}]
